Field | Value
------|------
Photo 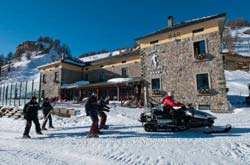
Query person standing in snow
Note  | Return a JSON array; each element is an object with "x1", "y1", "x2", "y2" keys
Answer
[
  {"x1": 162, "y1": 92, "x2": 185, "y2": 125},
  {"x1": 23, "y1": 96, "x2": 43, "y2": 138},
  {"x1": 41, "y1": 98, "x2": 54, "y2": 130},
  {"x1": 98, "y1": 96, "x2": 110, "y2": 129},
  {"x1": 85, "y1": 92, "x2": 101, "y2": 137}
]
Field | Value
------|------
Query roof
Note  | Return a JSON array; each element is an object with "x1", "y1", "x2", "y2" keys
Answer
[
  {"x1": 62, "y1": 57, "x2": 86, "y2": 67},
  {"x1": 90, "y1": 48, "x2": 140, "y2": 65},
  {"x1": 61, "y1": 77, "x2": 143, "y2": 90},
  {"x1": 38, "y1": 57, "x2": 86, "y2": 70},
  {"x1": 135, "y1": 13, "x2": 226, "y2": 41}
]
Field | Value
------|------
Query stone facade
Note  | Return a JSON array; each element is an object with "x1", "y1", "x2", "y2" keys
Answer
[
  {"x1": 141, "y1": 31, "x2": 229, "y2": 112},
  {"x1": 39, "y1": 53, "x2": 142, "y2": 99},
  {"x1": 40, "y1": 67, "x2": 62, "y2": 98}
]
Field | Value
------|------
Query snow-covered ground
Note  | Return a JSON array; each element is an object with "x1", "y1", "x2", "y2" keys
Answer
[{"x1": 1, "y1": 103, "x2": 250, "y2": 165}]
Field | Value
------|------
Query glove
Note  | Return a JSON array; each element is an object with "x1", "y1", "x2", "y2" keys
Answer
[
  {"x1": 103, "y1": 108, "x2": 110, "y2": 112},
  {"x1": 23, "y1": 113, "x2": 27, "y2": 119}
]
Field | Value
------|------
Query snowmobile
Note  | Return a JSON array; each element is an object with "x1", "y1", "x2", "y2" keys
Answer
[{"x1": 139, "y1": 105, "x2": 231, "y2": 134}]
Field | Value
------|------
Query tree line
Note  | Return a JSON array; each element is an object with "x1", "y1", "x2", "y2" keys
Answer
[{"x1": 226, "y1": 18, "x2": 250, "y2": 28}]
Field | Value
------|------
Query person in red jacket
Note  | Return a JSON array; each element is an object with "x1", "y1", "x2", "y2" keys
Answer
[{"x1": 162, "y1": 92, "x2": 185, "y2": 125}]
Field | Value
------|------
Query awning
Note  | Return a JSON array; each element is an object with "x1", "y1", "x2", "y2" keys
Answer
[{"x1": 61, "y1": 77, "x2": 143, "y2": 90}]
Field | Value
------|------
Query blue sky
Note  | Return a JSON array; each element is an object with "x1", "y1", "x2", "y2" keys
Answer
[{"x1": 0, "y1": 0, "x2": 248, "y2": 57}]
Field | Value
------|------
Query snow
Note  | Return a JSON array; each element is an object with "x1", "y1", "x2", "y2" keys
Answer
[
  {"x1": 0, "y1": 53, "x2": 60, "y2": 85},
  {"x1": 62, "y1": 81, "x2": 90, "y2": 89},
  {"x1": 1, "y1": 102, "x2": 250, "y2": 164},
  {"x1": 79, "y1": 49, "x2": 127, "y2": 62},
  {"x1": 226, "y1": 27, "x2": 250, "y2": 57},
  {"x1": 107, "y1": 77, "x2": 134, "y2": 83},
  {"x1": 225, "y1": 70, "x2": 250, "y2": 96}
]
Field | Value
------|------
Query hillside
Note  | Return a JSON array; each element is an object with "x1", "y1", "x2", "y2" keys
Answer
[
  {"x1": 223, "y1": 27, "x2": 250, "y2": 56},
  {"x1": 0, "y1": 53, "x2": 60, "y2": 85},
  {"x1": 0, "y1": 37, "x2": 71, "y2": 85}
]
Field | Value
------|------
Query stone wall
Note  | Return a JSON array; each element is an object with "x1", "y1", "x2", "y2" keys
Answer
[
  {"x1": 40, "y1": 67, "x2": 62, "y2": 98},
  {"x1": 141, "y1": 31, "x2": 229, "y2": 112}
]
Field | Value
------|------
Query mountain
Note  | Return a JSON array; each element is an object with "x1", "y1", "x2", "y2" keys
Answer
[{"x1": 0, "y1": 37, "x2": 64, "y2": 85}]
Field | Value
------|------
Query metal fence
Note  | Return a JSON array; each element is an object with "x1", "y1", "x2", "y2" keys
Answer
[{"x1": 0, "y1": 79, "x2": 40, "y2": 106}]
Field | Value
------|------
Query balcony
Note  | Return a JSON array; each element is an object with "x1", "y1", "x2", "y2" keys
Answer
[{"x1": 152, "y1": 89, "x2": 161, "y2": 95}]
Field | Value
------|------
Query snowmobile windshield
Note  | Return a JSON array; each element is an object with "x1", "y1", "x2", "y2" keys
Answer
[{"x1": 191, "y1": 110, "x2": 216, "y2": 119}]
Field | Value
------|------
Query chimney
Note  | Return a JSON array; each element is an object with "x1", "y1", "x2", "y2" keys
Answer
[{"x1": 168, "y1": 16, "x2": 173, "y2": 27}]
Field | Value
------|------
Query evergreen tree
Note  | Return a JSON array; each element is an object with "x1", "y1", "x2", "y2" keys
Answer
[{"x1": 7, "y1": 52, "x2": 14, "y2": 61}]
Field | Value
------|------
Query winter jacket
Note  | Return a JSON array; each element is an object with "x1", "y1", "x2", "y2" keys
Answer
[
  {"x1": 85, "y1": 95, "x2": 99, "y2": 116},
  {"x1": 23, "y1": 101, "x2": 41, "y2": 119},
  {"x1": 42, "y1": 101, "x2": 53, "y2": 114},
  {"x1": 162, "y1": 96, "x2": 183, "y2": 109},
  {"x1": 98, "y1": 99, "x2": 110, "y2": 112}
]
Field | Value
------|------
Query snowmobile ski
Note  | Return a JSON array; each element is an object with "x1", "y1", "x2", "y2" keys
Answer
[{"x1": 203, "y1": 124, "x2": 232, "y2": 134}]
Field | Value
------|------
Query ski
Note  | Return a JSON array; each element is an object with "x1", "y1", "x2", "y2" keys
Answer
[{"x1": 203, "y1": 124, "x2": 232, "y2": 134}]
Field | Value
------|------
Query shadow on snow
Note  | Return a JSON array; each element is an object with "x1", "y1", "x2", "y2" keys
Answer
[{"x1": 33, "y1": 124, "x2": 250, "y2": 140}]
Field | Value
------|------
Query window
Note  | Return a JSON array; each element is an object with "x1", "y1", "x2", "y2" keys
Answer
[
  {"x1": 54, "y1": 72, "x2": 59, "y2": 82},
  {"x1": 41, "y1": 90, "x2": 45, "y2": 99},
  {"x1": 121, "y1": 68, "x2": 128, "y2": 77},
  {"x1": 42, "y1": 74, "x2": 46, "y2": 83},
  {"x1": 151, "y1": 78, "x2": 160, "y2": 90},
  {"x1": 193, "y1": 40, "x2": 206, "y2": 59},
  {"x1": 192, "y1": 28, "x2": 204, "y2": 33},
  {"x1": 150, "y1": 40, "x2": 159, "y2": 45},
  {"x1": 198, "y1": 105, "x2": 210, "y2": 110},
  {"x1": 85, "y1": 74, "x2": 88, "y2": 81},
  {"x1": 99, "y1": 71, "x2": 104, "y2": 81},
  {"x1": 196, "y1": 73, "x2": 210, "y2": 93}
]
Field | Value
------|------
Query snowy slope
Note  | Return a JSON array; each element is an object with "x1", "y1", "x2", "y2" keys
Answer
[
  {"x1": 225, "y1": 70, "x2": 250, "y2": 96},
  {"x1": 224, "y1": 27, "x2": 250, "y2": 57},
  {"x1": 0, "y1": 53, "x2": 60, "y2": 85},
  {"x1": 0, "y1": 103, "x2": 250, "y2": 164}
]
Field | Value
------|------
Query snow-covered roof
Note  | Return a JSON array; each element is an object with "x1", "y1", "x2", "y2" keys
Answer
[
  {"x1": 61, "y1": 81, "x2": 90, "y2": 89},
  {"x1": 62, "y1": 77, "x2": 142, "y2": 89},
  {"x1": 107, "y1": 77, "x2": 139, "y2": 83},
  {"x1": 62, "y1": 57, "x2": 85, "y2": 67},
  {"x1": 79, "y1": 49, "x2": 131, "y2": 62}
]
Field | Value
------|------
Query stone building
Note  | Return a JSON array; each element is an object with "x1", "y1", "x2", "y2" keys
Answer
[
  {"x1": 38, "y1": 49, "x2": 143, "y2": 101},
  {"x1": 136, "y1": 13, "x2": 230, "y2": 112},
  {"x1": 37, "y1": 57, "x2": 86, "y2": 99}
]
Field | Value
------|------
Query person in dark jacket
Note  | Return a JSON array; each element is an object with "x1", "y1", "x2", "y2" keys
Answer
[
  {"x1": 98, "y1": 96, "x2": 110, "y2": 129},
  {"x1": 23, "y1": 96, "x2": 42, "y2": 138},
  {"x1": 85, "y1": 92, "x2": 100, "y2": 137},
  {"x1": 41, "y1": 98, "x2": 54, "y2": 130}
]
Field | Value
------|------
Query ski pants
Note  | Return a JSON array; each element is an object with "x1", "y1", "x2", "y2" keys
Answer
[
  {"x1": 98, "y1": 111, "x2": 107, "y2": 128},
  {"x1": 90, "y1": 114, "x2": 99, "y2": 135},
  {"x1": 42, "y1": 112, "x2": 53, "y2": 128},
  {"x1": 23, "y1": 116, "x2": 41, "y2": 135}
]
